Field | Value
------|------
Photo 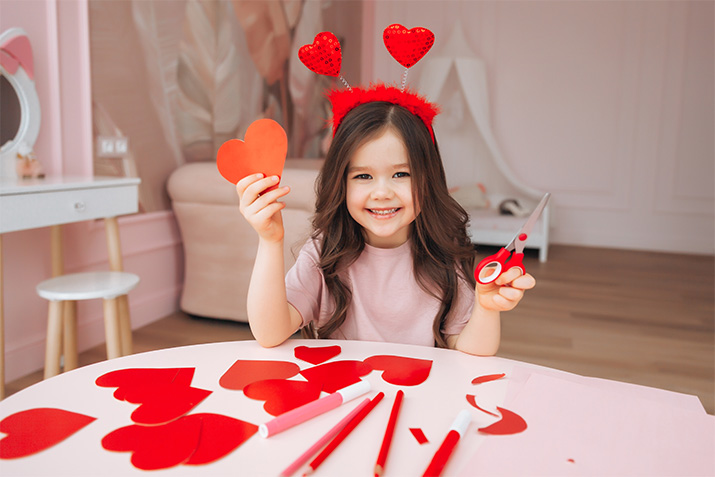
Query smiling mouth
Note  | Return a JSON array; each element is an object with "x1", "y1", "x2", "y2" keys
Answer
[{"x1": 368, "y1": 208, "x2": 400, "y2": 216}]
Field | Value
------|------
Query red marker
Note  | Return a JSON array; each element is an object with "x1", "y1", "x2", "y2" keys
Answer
[{"x1": 422, "y1": 410, "x2": 471, "y2": 477}]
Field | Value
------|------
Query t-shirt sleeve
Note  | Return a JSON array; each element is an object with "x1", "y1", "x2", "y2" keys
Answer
[
  {"x1": 441, "y1": 274, "x2": 475, "y2": 336},
  {"x1": 285, "y1": 239, "x2": 324, "y2": 328}
]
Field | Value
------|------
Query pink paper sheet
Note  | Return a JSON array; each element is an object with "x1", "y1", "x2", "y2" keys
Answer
[{"x1": 461, "y1": 373, "x2": 715, "y2": 476}]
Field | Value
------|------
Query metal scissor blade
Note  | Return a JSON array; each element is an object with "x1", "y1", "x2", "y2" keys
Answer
[{"x1": 506, "y1": 193, "x2": 551, "y2": 250}]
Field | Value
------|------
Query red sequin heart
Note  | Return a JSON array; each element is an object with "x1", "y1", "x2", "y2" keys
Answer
[
  {"x1": 0, "y1": 408, "x2": 96, "y2": 459},
  {"x1": 383, "y1": 24, "x2": 435, "y2": 69},
  {"x1": 298, "y1": 31, "x2": 342, "y2": 77}
]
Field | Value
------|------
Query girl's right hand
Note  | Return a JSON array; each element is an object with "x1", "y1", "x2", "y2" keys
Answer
[{"x1": 236, "y1": 174, "x2": 290, "y2": 243}]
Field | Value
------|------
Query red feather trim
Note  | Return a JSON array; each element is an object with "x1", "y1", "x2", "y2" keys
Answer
[{"x1": 327, "y1": 84, "x2": 440, "y2": 142}]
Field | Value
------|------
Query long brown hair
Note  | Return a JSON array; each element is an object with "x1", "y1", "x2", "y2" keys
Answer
[{"x1": 310, "y1": 101, "x2": 475, "y2": 347}]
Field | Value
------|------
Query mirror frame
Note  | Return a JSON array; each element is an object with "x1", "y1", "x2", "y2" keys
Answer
[{"x1": 0, "y1": 27, "x2": 41, "y2": 180}]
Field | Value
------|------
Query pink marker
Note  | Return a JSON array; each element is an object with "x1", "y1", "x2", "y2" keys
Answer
[{"x1": 259, "y1": 380, "x2": 371, "y2": 438}]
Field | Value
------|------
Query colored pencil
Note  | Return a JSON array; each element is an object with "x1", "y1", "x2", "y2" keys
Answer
[
  {"x1": 303, "y1": 392, "x2": 385, "y2": 476},
  {"x1": 280, "y1": 397, "x2": 372, "y2": 477},
  {"x1": 374, "y1": 390, "x2": 404, "y2": 477},
  {"x1": 422, "y1": 410, "x2": 471, "y2": 477},
  {"x1": 260, "y1": 380, "x2": 371, "y2": 438}
]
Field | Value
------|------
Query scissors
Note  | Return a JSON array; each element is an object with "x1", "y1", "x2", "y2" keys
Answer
[{"x1": 475, "y1": 193, "x2": 551, "y2": 285}]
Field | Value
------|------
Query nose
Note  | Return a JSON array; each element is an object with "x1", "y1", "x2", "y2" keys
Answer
[{"x1": 370, "y1": 177, "x2": 395, "y2": 200}]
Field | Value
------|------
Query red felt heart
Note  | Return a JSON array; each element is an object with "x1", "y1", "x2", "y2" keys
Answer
[
  {"x1": 466, "y1": 394, "x2": 499, "y2": 418},
  {"x1": 216, "y1": 118, "x2": 287, "y2": 186},
  {"x1": 243, "y1": 379, "x2": 323, "y2": 417},
  {"x1": 300, "y1": 360, "x2": 372, "y2": 393},
  {"x1": 471, "y1": 373, "x2": 506, "y2": 385},
  {"x1": 294, "y1": 345, "x2": 342, "y2": 365},
  {"x1": 219, "y1": 359, "x2": 300, "y2": 391},
  {"x1": 0, "y1": 408, "x2": 96, "y2": 459},
  {"x1": 383, "y1": 24, "x2": 435, "y2": 68},
  {"x1": 298, "y1": 31, "x2": 342, "y2": 77},
  {"x1": 364, "y1": 355, "x2": 432, "y2": 386},
  {"x1": 478, "y1": 407, "x2": 528, "y2": 435},
  {"x1": 96, "y1": 367, "x2": 212, "y2": 425}
]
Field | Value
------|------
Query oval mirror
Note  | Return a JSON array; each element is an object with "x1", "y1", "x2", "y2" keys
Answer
[{"x1": 0, "y1": 27, "x2": 41, "y2": 180}]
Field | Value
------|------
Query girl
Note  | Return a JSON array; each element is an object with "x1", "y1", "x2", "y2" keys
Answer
[{"x1": 236, "y1": 94, "x2": 535, "y2": 356}]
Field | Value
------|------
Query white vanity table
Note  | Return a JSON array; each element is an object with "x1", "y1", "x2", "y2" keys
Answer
[{"x1": 0, "y1": 175, "x2": 140, "y2": 398}]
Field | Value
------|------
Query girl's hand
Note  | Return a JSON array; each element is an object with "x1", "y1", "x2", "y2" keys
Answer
[
  {"x1": 236, "y1": 174, "x2": 290, "y2": 243},
  {"x1": 475, "y1": 267, "x2": 536, "y2": 312}
]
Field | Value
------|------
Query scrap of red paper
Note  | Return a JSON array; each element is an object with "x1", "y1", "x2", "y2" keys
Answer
[
  {"x1": 471, "y1": 373, "x2": 506, "y2": 385},
  {"x1": 219, "y1": 359, "x2": 300, "y2": 391},
  {"x1": 478, "y1": 407, "x2": 528, "y2": 435},
  {"x1": 409, "y1": 427, "x2": 429, "y2": 445},
  {"x1": 300, "y1": 360, "x2": 372, "y2": 393},
  {"x1": 466, "y1": 394, "x2": 500, "y2": 418},
  {"x1": 243, "y1": 379, "x2": 323, "y2": 416},
  {"x1": 96, "y1": 367, "x2": 212, "y2": 425},
  {"x1": 0, "y1": 408, "x2": 96, "y2": 459},
  {"x1": 364, "y1": 355, "x2": 432, "y2": 386},
  {"x1": 216, "y1": 118, "x2": 287, "y2": 186},
  {"x1": 294, "y1": 345, "x2": 341, "y2": 365}
]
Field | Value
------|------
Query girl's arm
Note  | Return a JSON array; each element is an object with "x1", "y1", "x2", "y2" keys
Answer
[
  {"x1": 237, "y1": 174, "x2": 303, "y2": 347},
  {"x1": 448, "y1": 268, "x2": 535, "y2": 356}
]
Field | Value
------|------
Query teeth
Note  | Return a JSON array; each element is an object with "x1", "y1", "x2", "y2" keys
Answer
[{"x1": 370, "y1": 208, "x2": 398, "y2": 215}]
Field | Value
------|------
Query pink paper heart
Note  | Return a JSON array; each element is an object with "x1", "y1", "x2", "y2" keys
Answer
[
  {"x1": 243, "y1": 379, "x2": 323, "y2": 416},
  {"x1": 219, "y1": 359, "x2": 300, "y2": 391},
  {"x1": 0, "y1": 408, "x2": 96, "y2": 459},
  {"x1": 300, "y1": 360, "x2": 372, "y2": 394},
  {"x1": 364, "y1": 355, "x2": 432, "y2": 386},
  {"x1": 216, "y1": 118, "x2": 287, "y2": 186},
  {"x1": 294, "y1": 345, "x2": 342, "y2": 365}
]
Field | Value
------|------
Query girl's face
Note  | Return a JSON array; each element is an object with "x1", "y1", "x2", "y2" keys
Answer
[{"x1": 346, "y1": 129, "x2": 418, "y2": 248}]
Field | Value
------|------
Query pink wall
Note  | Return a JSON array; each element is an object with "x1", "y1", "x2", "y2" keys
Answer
[{"x1": 1, "y1": 0, "x2": 184, "y2": 383}]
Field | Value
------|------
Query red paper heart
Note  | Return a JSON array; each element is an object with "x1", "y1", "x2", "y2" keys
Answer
[
  {"x1": 294, "y1": 345, "x2": 342, "y2": 365},
  {"x1": 383, "y1": 24, "x2": 435, "y2": 68},
  {"x1": 243, "y1": 379, "x2": 323, "y2": 416},
  {"x1": 471, "y1": 373, "x2": 506, "y2": 385},
  {"x1": 219, "y1": 359, "x2": 300, "y2": 391},
  {"x1": 96, "y1": 367, "x2": 212, "y2": 425},
  {"x1": 216, "y1": 118, "x2": 287, "y2": 185},
  {"x1": 102, "y1": 413, "x2": 258, "y2": 470},
  {"x1": 364, "y1": 355, "x2": 432, "y2": 386},
  {"x1": 478, "y1": 407, "x2": 528, "y2": 435},
  {"x1": 298, "y1": 31, "x2": 342, "y2": 77},
  {"x1": 0, "y1": 408, "x2": 96, "y2": 459},
  {"x1": 300, "y1": 360, "x2": 372, "y2": 393},
  {"x1": 466, "y1": 394, "x2": 499, "y2": 418}
]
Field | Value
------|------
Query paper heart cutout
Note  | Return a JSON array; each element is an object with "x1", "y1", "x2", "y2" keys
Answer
[
  {"x1": 184, "y1": 414, "x2": 259, "y2": 466},
  {"x1": 300, "y1": 360, "x2": 372, "y2": 393},
  {"x1": 478, "y1": 407, "x2": 528, "y2": 435},
  {"x1": 216, "y1": 118, "x2": 287, "y2": 186},
  {"x1": 466, "y1": 394, "x2": 499, "y2": 418},
  {"x1": 243, "y1": 379, "x2": 323, "y2": 416},
  {"x1": 298, "y1": 31, "x2": 342, "y2": 77},
  {"x1": 219, "y1": 359, "x2": 300, "y2": 391},
  {"x1": 0, "y1": 408, "x2": 96, "y2": 459},
  {"x1": 471, "y1": 373, "x2": 505, "y2": 385},
  {"x1": 364, "y1": 355, "x2": 432, "y2": 386},
  {"x1": 96, "y1": 367, "x2": 212, "y2": 425},
  {"x1": 383, "y1": 24, "x2": 435, "y2": 68},
  {"x1": 294, "y1": 345, "x2": 342, "y2": 365}
]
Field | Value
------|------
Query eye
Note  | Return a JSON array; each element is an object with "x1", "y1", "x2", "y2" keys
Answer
[
  {"x1": 394, "y1": 171, "x2": 410, "y2": 178},
  {"x1": 353, "y1": 173, "x2": 372, "y2": 180}
]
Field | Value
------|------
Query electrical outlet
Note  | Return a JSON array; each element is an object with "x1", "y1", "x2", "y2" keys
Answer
[{"x1": 97, "y1": 136, "x2": 129, "y2": 157}]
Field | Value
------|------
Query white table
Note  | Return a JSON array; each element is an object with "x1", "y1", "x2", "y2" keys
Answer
[
  {"x1": 0, "y1": 339, "x2": 711, "y2": 476},
  {"x1": 0, "y1": 176, "x2": 140, "y2": 398}
]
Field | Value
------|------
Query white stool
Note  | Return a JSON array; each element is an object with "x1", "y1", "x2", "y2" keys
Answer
[{"x1": 36, "y1": 271, "x2": 140, "y2": 379}]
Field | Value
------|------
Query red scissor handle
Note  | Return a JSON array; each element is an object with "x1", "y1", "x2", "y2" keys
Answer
[{"x1": 475, "y1": 249, "x2": 526, "y2": 285}]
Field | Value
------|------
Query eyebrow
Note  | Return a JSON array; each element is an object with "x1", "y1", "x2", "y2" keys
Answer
[{"x1": 348, "y1": 163, "x2": 410, "y2": 172}]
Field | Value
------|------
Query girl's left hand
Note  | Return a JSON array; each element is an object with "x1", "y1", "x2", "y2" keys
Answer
[{"x1": 475, "y1": 267, "x2": 536, "y2": 312}]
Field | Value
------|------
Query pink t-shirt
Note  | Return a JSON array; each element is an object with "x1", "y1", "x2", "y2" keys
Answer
[{"x1": 285, "y1": 238, "x2": 474, "y2": 346}]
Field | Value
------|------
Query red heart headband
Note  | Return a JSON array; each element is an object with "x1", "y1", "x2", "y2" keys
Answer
[{"x1": 298, "y1": 24, "x2": 439, "y2": 142}]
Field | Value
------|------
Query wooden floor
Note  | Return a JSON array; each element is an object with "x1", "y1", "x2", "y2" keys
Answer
[{"x1": 6, "y1": 245, "x2": 714, "y2": 414}]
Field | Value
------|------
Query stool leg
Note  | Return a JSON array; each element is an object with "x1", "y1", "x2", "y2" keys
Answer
[
  {"x1": 63, "y1": 301, "x2": 78, "y2": 371},
  {"x1": 103, "y1": 298, "x2": 122, "y2": 360},
  {"x1": 45, "y1": 300, "x2": 63, "y2": 379},
  {"x1": 118, "y1": 295, "x2": 132, "y2": 356}
]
